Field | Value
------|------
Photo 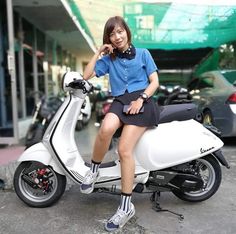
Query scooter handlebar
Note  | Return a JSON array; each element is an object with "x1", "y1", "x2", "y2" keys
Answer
[{"x1": 66, "y1": 79, "x2": 93, "y2": 94}]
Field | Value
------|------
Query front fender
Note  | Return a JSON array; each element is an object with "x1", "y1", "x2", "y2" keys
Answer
[
  {"x1": 212, "y1": 149, "x2": 230, "y2": 169},
  {"x1": 18, "y1": 143, "x2": 65, "y2": 175}
]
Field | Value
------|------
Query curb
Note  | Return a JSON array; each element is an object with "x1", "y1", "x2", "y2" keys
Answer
[{"x1": 0, "y1": 161, "x2": 19, "y2": 190}]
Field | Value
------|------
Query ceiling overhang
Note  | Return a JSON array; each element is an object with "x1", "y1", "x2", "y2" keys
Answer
[{"x1": 12, "y1": 0, "x2": 95, "y2": 56}]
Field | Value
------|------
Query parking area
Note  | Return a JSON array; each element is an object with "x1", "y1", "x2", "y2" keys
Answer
[{"x1": 0, "y1": 121, "x2": 235, "y2": 234}]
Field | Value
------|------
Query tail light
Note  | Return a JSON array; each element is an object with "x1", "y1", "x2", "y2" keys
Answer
[{"x1": 227, "y1": 93, "x2": 236, "y2": 104}]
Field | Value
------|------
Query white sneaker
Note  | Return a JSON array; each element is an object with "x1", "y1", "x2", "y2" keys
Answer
[
  {"x1": 105, "y1": 203, "x2": 135, "y2": 232},
  {"x1": 80, "y1": 170, "x2": 99, "y2": 194}
]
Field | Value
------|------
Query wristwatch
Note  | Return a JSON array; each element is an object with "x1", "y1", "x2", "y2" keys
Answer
[{"x1": 139, "y1": 92, "x2": 149, "y2": 102}]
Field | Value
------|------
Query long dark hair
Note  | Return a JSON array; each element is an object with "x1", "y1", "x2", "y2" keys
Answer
[{"x1": 103, "y1": 16, "x2": 132, "y2": 59}]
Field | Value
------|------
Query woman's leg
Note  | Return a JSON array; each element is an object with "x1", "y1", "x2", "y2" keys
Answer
[
  {"x1": 92, "y1": 113, "x2": 122, "y2": 162},
  {"x1": 105, "y1": 125, "x2": 146, "y2": 231},
  {"x1": 80, "y1": 113, "x2": 121, "y2": 194},
  {"x1": 118, "y1": 125, "x2": 146, "y2": 193}
]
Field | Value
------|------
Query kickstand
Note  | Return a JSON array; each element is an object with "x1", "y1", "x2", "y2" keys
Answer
[{"x1": 150, "y1": 191, "x2": 184, "y2": 221}]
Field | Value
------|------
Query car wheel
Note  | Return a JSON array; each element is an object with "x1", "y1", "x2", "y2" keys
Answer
[{"x1": 203, "y1": 110, "x2": 214, "y2": 125}]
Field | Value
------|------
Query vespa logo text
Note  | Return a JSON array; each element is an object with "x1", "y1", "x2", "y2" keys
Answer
[{"x1": 200, "y1": 146, "x2": 214, "y2": 154}]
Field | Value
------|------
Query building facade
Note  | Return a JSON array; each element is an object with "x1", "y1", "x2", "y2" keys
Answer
[{"x1": 0, "y1": 0, "x2": 96, "y2": 144}]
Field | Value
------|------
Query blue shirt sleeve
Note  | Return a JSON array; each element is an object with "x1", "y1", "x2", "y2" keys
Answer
[
  {"x1": 142, "y1": 49, "x2": 158, "y2": 77},
  {"x1": 94, "y1": 55, "x2": 110, "y2": 77}
]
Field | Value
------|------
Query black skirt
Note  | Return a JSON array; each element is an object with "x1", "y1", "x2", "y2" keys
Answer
[{"x1": 108, "y1": 90, "x2": 160, "y2": 127}]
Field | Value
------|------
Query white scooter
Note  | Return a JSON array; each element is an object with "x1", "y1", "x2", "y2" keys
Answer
[
  {"x1": 14, "y1": 72, "x2": 230, "y2": 217},
  {"x1": 76, "y1": 95, "x2": 91, "y2": 130}
]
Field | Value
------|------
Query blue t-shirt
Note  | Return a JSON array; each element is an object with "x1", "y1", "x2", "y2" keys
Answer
[{"x1": 94, "y1": 48, "x2": 158, "y2": 96}]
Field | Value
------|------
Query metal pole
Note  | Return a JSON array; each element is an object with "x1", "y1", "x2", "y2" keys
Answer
[
  {"x1": 18, "y1": 15, "x2": 26, "y2": 118},
  {"x1": 44, "y1": 35, "x2": 49, "y2": 98},
  {"x1": 33, "y1": 26, "x2": 39, "y2": 102},
  {"x1": 6, "y1": 0, "x2": 19, "y2": 143}
]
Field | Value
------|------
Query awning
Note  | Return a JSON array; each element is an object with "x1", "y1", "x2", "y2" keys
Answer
[
  {"x1": 125, "y1": 3, "x2": 236, "y2": 50},
  {"x1": 124, "y1": 2, "x2": 236, "y2": 69},
  {"x1": 13, "y1": 0, "x2": 96, "y2": 56}
]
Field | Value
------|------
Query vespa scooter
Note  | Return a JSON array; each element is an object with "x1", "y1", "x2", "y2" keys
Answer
[{"x1": 13, "y1": 72, "x2": 230, "y2": 214}]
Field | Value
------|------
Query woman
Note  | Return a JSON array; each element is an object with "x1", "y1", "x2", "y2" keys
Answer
[{"x1": 81, "y1": 16, "x2": 160, "y2": 232}]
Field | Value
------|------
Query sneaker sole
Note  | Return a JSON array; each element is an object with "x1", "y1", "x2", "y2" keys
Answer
[
  {"x1": 80, "y1": 184, "x2": 94, "y2": 194},
  {"x1": 104, "y1": 206, "x2": 135, "y2": 232}
]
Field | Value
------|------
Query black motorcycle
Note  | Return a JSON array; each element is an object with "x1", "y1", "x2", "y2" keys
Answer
[
  {"x1": 157, "y1": 85, "x2": 192, "y2": 106},
  {"x1": 25, "y1": 95, "x2": 63, "y2": 148}
]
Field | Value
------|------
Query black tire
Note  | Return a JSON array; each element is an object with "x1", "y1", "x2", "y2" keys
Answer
[
  {"x1": 203, "y1": 110, "x2": 214, "y2": 125},
  {"x1": 76, "y1": 120, "x2": 83, "y2": 131},
  {"x1": 14, "y1": 161, "x2": 66, "y2": 208},
  {"x1": 25, "y1": 123, "x2": 45, "y2": 148},
  {"x1": 82, "y1": 114, "x2": 90, "y2": 126},
  {"x1": 172, "y1": 155, "x2": 222, "y2": 202}
]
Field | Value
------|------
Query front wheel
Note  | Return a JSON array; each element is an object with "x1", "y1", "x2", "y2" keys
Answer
[
  {"x1": 14, "y1": 161, "x2": 66, "y2": 207},
  {"x1": 172, "y1": 155, "x2": 222, "y2": 202}
]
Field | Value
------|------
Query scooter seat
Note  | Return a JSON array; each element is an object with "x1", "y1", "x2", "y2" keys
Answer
[
  {"x1": 112, "y1": 104, "x2": 197, "y2": 138},
  {"x1": 159, "y1": 103, "x2": 197, "y2": 124}
]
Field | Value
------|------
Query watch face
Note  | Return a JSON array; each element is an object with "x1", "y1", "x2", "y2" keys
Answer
[
  {"x1": 140, "y1": 92, "x2": 148, "y2": 100},
  {"x1": 142, "y1": 93, "x2": 148, "y2": 99}
]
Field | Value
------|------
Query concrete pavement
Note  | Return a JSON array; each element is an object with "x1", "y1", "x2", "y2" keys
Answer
[{"x1": 0, "y1": 150, "x2": 235, "y2": 234}]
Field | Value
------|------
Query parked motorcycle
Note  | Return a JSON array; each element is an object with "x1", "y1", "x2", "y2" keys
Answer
[
  {"x1": 25, "y1": 93, "x2": 63, "y2": 148},
  {"x1": 157, "y1": 84, "x2": 192, "y2": 106},
  {"x1": 94, "y1": 87, "x2": 113, "y2": 125},
  {"x1": 14, "y1": 72, "x2": 230, "y2": 216},
  {"x1": 26, "y1": 91, "x2": 91, "y2": 146}
]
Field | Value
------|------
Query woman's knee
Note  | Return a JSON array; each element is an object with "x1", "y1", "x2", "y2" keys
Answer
[
  {"x1": 118, "y1": 144, "x2": 132, "y2": 161},
  {"x1": 99, "y1": 123, "x2": 118, "y2": 138},
  {"x1": 98, "y1": 124, "x2": 117, "y2": 141},
  {"x1": 98, "y1": 113, "x2": 121, "y2": 140}
]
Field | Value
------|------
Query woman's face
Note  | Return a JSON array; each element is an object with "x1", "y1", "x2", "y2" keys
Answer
[{"x1": 109, "y1": 25, "x2": 129, "y2": 52}]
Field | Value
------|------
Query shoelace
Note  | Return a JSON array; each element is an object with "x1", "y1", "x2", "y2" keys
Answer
[{"x1": 84, "y1": 172, "x2": 96, "y2": 183}]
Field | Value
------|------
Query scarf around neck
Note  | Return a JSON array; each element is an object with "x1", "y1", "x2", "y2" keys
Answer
[{"x1": 115, "y1": 44, "x2": 136, "y2": 60}]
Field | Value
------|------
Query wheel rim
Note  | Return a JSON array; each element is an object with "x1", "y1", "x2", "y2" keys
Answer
[
  {"x1": 18, "y1": 167, "x2": 58, "y2": 203},
  {"x1": 184, "y1": 158, "x2": 216, "y2": 197},
  {"x1": 203, "y1": 114, "x2": 212, "y2": 125}
]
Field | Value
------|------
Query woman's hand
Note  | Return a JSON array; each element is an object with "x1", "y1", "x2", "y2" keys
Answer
[
  {"x1": 126, "y1": 98, "x2": 144, "y2": 114},
  {"x1": 83, "y1": 44, "x2": 115, "y2": 80},
  {"x1": 98, "y1": 44, "x2": 115, "y2": 55}
]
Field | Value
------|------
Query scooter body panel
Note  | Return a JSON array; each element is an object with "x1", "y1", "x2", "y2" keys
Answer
[
  {"x1": 17, "y1": 143, "x2": 65, "y2": 175},
  {"x1": 134, "y1": 119, "x2": 224, "y2": 171}
]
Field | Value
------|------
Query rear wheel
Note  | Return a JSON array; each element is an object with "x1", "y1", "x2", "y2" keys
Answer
[
  {"x1": 172, "y1": 155, "x2": 222, "y2": 202},
  {"x1": 14, "y1": 161, "x2": 66, "y2": 207}
]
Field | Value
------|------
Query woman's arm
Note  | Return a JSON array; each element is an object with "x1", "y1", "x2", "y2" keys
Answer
[
  {"x1": 142, "y1": 71, "x2": 159, "y2": 98},
  {"x1": 83, "y1": 44, "x2": 114, "y2": 80},
  {"x1": 128, "y1": 71, "x2": 159, "y2": 114}
]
